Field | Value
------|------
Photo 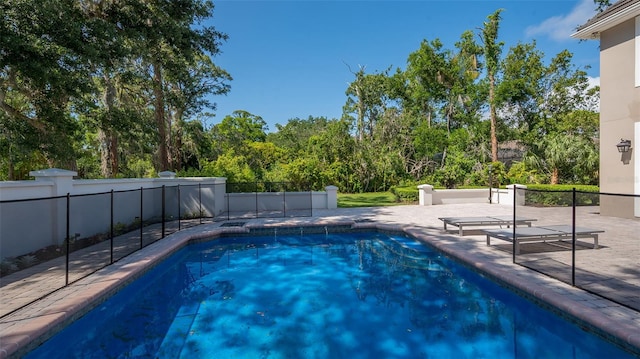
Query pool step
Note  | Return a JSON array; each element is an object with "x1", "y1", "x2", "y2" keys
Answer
[{"x1": 156, "y1": 301, "x2": 200, "y2": 357}]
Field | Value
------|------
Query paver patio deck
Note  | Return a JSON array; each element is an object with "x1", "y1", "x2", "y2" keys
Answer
[{"x1": 1, "y1": 203, "x2": 639, "y2": 358}]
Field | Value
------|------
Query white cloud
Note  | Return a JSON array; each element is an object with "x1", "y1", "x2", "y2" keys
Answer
[
  {"x1": 587, "y1": 75, "x2": 600, "y2": 88},
  {"x1": 525, "y1": 0, "x2": 597, "y2": 41}
]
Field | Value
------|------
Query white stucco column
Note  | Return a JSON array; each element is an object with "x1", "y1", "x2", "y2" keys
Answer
[
  {"x1": 213, "y1": 177, "x2": 227, "y2": 216},
  {"x1": 29, "y1": 168, "x2": 77, "y2": 197},
  {"x1": 506, "y1": 184, "x2": 527, "y2": 206},
  {"x1": 325, "y1": 185, "x2": 338, "y2": 209},
  {"x1": 158, "y1": 171, "x2": 176, "y2": 179},
  {"x1": 29, "y1": 168, "x2": 78, "y2": 246},
  {"x1": 417, "y1": 184, "x2": 434, "y2": 206}
]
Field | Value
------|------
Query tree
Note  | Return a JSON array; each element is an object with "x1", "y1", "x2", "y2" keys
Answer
[
  {"x1": 165, "y1": 53, "x2": 232, "y2": 171},
  {"x1": 1, "y1": 0, "x2": 231, "y2": 178},
  {"x1": 267, "y1": 116, "x2": 330, "y2": 157},
  {"x1": 264, "y1": 117, "x2": 354, "y2": 189},
  {"x1": 495, "y1": 41, "x2": 546, "y2": 145},
  {"x1": 405, "y1": 38, "x2": 449, "y2": 129},
  {"x1": 537, "y1": 50, "x2": 594, "y2": 135},
  {"x1": 441, "y1": 31, "x2": 483, "y2": 133},
  {"x1": 479, "y1": 9, "x2": 504, "y2": 162},
  {"x1": 594, "y1": 0, "x2": 611, "y2": 12},
  {"x1": 404, "y1": 32, "x2": 484, "y2": 184},
  {"x1": 527, "y1": 133, "x2": 598, "y2": 184},
  {"x1": 210, "y1": 110, "x2": 267, "y2": 158},
  {"x1": 131, "y1": 0, "x2": 229, "y2": 171},
  {"x1": 344, "y1": 66, "x2": 400, "y2": 142},
  {"x1": 1, "y1": 0, "x2": 99, "y2": 171}
]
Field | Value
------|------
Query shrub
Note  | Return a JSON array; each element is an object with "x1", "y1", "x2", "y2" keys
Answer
[
  {"x1": 16, "y1": 255, "x2": 37, "y2": 269},
  {"x1": 524, "y1": 184, "x2": 599, "y2": 206},
  {"x1": 390, "y1": 185, "x2": 418, "y2": 202},
  {"x1": 0, "y1": 258, "x2": 18, "y2": 276},
  {"x1": 507, "y1": 161, "x2": 546, "y2": 184}
]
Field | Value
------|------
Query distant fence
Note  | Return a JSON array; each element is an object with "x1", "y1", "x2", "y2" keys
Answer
[{"x1": 223, "y1": 182, "x2": 332, "y2": 220}]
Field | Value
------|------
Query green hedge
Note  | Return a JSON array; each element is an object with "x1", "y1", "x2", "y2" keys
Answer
[
  {"x1": 523, "y1": 184, "x2": 599, "y2": 207},
  {"x1": 390, "y1": 185, "x2": 419, "y2": 202},
  {"x1": 363, "y1": 183, "x2": 600, "y2": 207}
]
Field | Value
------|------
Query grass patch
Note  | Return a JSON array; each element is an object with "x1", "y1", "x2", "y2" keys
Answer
[{"x1": 338, "y1": 192, "x2": 407, "y2": 208}]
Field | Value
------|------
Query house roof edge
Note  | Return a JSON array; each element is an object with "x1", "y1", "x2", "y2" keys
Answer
[{"x1": 572, "y1": 0, "x2": 640, "y2": 39}]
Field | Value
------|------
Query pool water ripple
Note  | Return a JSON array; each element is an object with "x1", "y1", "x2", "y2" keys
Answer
[{"x1": 25, "y1": 231, "x2": 638, "y2": 358}]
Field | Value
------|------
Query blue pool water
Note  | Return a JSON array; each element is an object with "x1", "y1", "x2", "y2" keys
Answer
[{"x1": 26, "y1": 231, "x2": 637, "y2": 358}]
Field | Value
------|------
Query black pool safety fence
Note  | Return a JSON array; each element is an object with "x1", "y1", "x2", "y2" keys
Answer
[
  {"x1": 0, "y1": 182, "x2": 314, "y2": 318},
  {"x1": 508, "y1": 187, "x2": 640, "y2": 312},
  {"x1": 223, "y1": 181, "x2": 314, "y2": 220}
]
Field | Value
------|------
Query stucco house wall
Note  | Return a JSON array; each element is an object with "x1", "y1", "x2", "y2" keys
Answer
[
  {"x1": 600, "y1": 17, "x2": 640, "y2": 217},
  {"x1": 573, "y1": 0, "x2": 640, "y2": 218}
]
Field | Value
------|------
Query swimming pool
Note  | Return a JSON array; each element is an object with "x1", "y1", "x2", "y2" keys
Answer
[{"x1": 25, "y1": 230, "x2": 638, "y2": 358}]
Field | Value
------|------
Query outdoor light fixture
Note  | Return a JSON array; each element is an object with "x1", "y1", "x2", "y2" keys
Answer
[{"x1": 616, "y1": 139, "x2": 632, "y2": 153}]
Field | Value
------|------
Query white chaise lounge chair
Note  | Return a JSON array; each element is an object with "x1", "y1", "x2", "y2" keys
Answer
[
  {"x1": 483, "y1": 225, "x2": 604, "y2": 254},
  {"x1": 439, "y1": 216, "x2": 537, "y2": 236}
]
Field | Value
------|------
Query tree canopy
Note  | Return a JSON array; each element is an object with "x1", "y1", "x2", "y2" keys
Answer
[
  {"x1": 1, "y1": 0, "x2": 231, "y2": 178},
  {"x1": 1, "y1": 4, "x2": 599, "y2": 191}
]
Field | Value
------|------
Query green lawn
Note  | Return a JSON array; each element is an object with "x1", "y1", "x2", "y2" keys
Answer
[{"x1": 337, "y1": 192, "x2": 409, "y2": 208}]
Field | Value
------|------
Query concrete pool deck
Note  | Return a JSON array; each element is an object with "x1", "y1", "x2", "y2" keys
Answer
[{"x1": 1, "y1": 203, "x2": 639, "y2": 358}]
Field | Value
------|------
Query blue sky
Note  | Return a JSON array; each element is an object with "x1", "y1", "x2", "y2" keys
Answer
[{"x1": 207, "y1": 0, "x2": 601, "y2": 131}]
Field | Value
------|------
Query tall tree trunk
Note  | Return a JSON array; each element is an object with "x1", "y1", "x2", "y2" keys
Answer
[
  {"x1": 482, "y1": 9, "x2": 503, "y2": 163},
  {"x1": 98, "y1": 129, "x2": 111, "y2": 177},
  {"x1": 98, "y1": 130, "x2": 118, "y2": 178},
  {"x1": 172, "y1": 109, "x2": 184, "y2": 172},
  {"x1": 153, "y1": 61, "x2": 169, "y2": 171},
  {"x1": 110, "y1": 135, "x2": 118, "y2": 175},
  {"x1": 356, "y1": 84, "x2": 364, "y2": 142},
  {"x1": 100, "y1": 74, "x2": 118, "y2": 178},
  {"x1": 7, "y1": 157, "x2": 14, "y2": 180},
  {"x1": 489, "y1": 73, "x2": 498, "y2": 162}
]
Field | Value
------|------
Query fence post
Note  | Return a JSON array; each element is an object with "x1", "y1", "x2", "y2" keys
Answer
[
  {"x1": 488, "y1": 164, "x2": 493, "y2": 204},
  {"x1": 162, "y1": 185, "x2": 166, "y2": 238},
  {"x1": 572, "y1": 187, "x2": 576, "y2": 286},
  {"x1": 512, "y1": 186, "x2": 517, "y2": 264},
  {"x1": 506, "y1": 184, "x2": 527, "y2": 206},
  {"x1": 65, "y1": 193, "x2": 70, "y2": 286},
  {"x1": 199, "y1": 183, "x2": 202, "y2": 224},
  {"x1": 309, "y1": 185, "x2": 313, "y2": 216},
  {"x1": 110, "y1": 190, "x2": 114, "y2": 264},
  {"x1": 139, "y1": 187, "x2": 143, "y2": 249}
]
